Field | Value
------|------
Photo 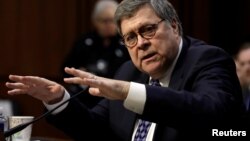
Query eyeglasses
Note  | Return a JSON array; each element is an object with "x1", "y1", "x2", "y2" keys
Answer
[{"x1": 122, "y1": 19, "x2": 165, "y2": 48}]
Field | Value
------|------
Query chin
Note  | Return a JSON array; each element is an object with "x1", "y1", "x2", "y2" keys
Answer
[{"x1": 143, "y1": 63, "x2": 162, "y2": 76}]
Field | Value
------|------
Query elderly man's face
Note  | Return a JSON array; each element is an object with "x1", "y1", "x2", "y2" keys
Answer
[{"x1": 120, "y1": 5, "x2": 181, "y2": 79}]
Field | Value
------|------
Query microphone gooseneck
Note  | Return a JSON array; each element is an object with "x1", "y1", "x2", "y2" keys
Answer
[{"x1": 4, "y1": 86, "x2": 89, "y2": 138}]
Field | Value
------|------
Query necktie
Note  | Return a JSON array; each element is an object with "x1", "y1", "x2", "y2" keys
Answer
[{"x1": 134, "y1": 79, "x2": 161, "y2": 141}]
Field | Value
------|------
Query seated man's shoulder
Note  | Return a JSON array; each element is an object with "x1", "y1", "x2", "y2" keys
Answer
[
  {"x1": 116, "y1": 61, "x2": 137, "y2": 74},
  {"x1": 186, "y1": 36, "x2": 231, "y2": 59},
  {"x1": 114, "y1": 60, "x2": 145, "y2": 81}
]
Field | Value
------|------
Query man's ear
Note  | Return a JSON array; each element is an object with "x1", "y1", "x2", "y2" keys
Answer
[{"x1": 170, "y1": 19, "x2": 179, "y2": 35}]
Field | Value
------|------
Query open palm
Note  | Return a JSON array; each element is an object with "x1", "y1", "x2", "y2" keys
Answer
[{"x1": 6, "y1": 75, "x2": 65, "y2": 104}]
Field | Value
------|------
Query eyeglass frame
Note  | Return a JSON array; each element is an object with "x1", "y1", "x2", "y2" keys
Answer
[{"x1": 121, "y1": 19, "x2": 165, "y2": 48}]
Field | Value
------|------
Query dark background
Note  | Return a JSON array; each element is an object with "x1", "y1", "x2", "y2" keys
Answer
[{"x1": 0, "y1": 0, "x2": 249, "y2": 140}]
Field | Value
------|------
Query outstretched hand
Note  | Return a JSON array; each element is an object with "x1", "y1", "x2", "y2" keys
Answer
[
  {"x1": 64, "y1": 67, "x2": 130, "y2": 100},
  {"x1": 6, "y1": 75, "x2": 65, "y2": 104}
]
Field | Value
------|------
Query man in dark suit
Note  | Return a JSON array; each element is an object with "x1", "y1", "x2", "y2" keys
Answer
[{"x1": 6, "y1": 0, "x2": 244, "y2": 140}]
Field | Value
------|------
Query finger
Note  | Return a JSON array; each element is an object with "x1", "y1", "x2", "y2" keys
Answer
[
  {"x1": 88, "y1": 88, "x2": 102, "y2": 97},
  {"x1": 65, "y1": 67, "x2": 94, "y2": 79},
  {"x1": 9, "y1": 75, "x2": 48, "y2": 86},
  {"x1": 84, "y1": 78, "x2": 102, "y2": 88},
  {"x1": 64, "y1": 77, "x2": 86, "y2": 85},
  {"x1": 7, "y1": 89, "x2": 28, "y2": 95},
  {"x1": 6, "y1": 82, "x2": 29, "y2": 89},
  {"x1": 22, "y1": 76, "x2": 55, "y2": 86},
  {"x1": 9, "y1": 75, "x2": 25, "y2": 83}
]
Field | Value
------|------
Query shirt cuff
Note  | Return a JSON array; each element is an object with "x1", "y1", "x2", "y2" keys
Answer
[
  {"x1": 43, "y1": 90, "x2": 70, "y2": 115},
  {"x1": 123, "y1": 82, "x2": 146, "y2": 114}
]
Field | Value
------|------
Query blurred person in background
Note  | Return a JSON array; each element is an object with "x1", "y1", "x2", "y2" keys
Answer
[
  {"x1": 235, "y1": 43, "x2": 250, "y2": 111},
  {"x1": 62, "y1": 0, "x2": 130, "y2": 107}
]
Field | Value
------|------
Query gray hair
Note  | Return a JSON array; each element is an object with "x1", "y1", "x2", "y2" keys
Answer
[
  {"x1": 92, "y1": 0, "x2": 119, "y2": 20},
  {"x1": 114, "y1": 0, "x2": 183, "y2": 36}
]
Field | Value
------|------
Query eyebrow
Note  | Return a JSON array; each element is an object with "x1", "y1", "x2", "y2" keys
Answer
[{"x1": 122, "y1": 22, "x2": 156, "y2": 37}]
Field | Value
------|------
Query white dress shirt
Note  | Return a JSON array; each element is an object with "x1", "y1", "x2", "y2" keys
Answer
[{"x1": 44, "y1": 39, "x2": 183, "y2": 141}]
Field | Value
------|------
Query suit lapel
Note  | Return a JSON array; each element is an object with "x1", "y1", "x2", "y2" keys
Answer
[
  {"x1": 169, "y1": 37, "x2": 189, "y2": 90},
  {"x1": 121, "y1": 109, "x2": 137, "y2": 141}
]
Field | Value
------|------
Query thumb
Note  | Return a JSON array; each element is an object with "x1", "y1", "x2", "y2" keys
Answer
[{"x1": 88, "y1": 88, "x2": 102, "y2": 97}]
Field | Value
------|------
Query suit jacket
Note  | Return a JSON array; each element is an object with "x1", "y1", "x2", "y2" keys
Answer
[
  {"x1": 47, "y1": 36, "x2": 244, "y2": 141},
  {"x1": 242, "y1": 87, "x2": 250, "y2": 111}
]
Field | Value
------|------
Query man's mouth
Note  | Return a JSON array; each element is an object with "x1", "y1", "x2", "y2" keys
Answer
[{"x1": 142, "y1": 52, "x2": 157, "y2": 62}]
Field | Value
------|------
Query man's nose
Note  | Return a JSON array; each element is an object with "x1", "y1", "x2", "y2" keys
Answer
[{"x1": 137, "y1": 35, "x2": 150, "y2": 50}]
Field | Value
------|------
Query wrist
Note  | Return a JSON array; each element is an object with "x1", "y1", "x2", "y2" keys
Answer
[
  {"x1": 46, "y1": 87, "x2": 65, "y2": 105},
  {"x1": 121, "y1": 82, "x2": 130, "y2": 100}
]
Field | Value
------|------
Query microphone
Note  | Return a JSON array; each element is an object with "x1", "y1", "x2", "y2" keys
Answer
[{"x1": 3, "y1": 86, "x2": 89, "y2": 138}]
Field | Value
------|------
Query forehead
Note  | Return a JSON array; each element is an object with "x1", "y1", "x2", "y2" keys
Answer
[
  {"x1": 239, "y1": 48, "x2": 250, "y2": 60},
  {"x1": 120, "y1": 5, "x2": 159, "y2": 35},
  {"x1": 97, "y1": 8, "x2": 116, "y2": 18}
]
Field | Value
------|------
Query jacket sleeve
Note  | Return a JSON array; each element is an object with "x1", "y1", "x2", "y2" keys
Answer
[{"x1": 46, "y1": 98, "x2": 118, "y2": 141}]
